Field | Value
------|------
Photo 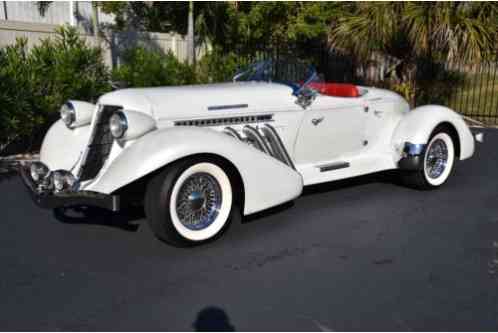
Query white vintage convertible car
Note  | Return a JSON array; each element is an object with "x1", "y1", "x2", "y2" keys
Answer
[{"x1": 21, "y1": 60, "x2": 479, "y2": 246}]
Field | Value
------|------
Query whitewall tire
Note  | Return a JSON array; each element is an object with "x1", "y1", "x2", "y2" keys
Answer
[
  {"x1": 169, "y1": 163, "x2": 232, "y2": 242},
  {"x1": 145, "y1": 157, "x2": 239, "y2": 246}
]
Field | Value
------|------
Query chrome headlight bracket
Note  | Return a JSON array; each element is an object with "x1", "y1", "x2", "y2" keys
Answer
[{"x1": 60, "y1": 102, "x2": 76, "y2": 128}]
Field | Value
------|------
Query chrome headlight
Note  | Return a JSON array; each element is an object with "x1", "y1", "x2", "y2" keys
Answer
[
  {"x1": 52, "y1": 170, "x2": 78, "y2": 192},
  {"x1": 30, "y1": 162, "x2": 50, "y2": 183},
  {"x1": 109, "y1": 111, "x2": 128, "y2": 139},
  {"x1": 60, "y1": 102, "x2": 76, "y2": 128}
]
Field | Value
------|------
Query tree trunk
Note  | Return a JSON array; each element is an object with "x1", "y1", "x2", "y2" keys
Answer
[
  {"x1": 3, "y1": 1, "x2": 8, "y2": 20},
  {"x1": 187, "y1": 1, "x2": 195, "y2": 65},
  {"x1": 91, "y1": 2, "x2": 99, "y2": 37}
]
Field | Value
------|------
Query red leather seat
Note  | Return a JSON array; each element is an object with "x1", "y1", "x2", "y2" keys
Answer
[{"x1": 308, "y1": 82, "x2": 360, "y2": 98}]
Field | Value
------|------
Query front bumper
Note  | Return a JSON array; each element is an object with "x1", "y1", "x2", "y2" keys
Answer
[{"x1": 19, "y1": 165, "x2": 120, "y2": 211}]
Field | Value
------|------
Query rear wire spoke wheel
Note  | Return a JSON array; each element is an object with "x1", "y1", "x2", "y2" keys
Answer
[
  {"x1": 145, "y1": 158, "x2": 238, "y2": 246},
  {"x1": 400, "y1": 128, "x2": 456, "y2": 189}
]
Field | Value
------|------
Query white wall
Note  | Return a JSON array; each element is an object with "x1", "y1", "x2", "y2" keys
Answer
[
  {"x1": 0, "y1": 20, "x2": 191, "y2": 67},
  {"x1": 0, "y1": 1, "x2": 114, "y2": 33}
]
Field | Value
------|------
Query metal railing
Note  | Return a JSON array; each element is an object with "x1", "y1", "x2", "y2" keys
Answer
[{"x1": 232, "y1": 45, "x2": 498, "y2": 126}]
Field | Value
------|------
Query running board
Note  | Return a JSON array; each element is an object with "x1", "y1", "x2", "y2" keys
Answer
[{"x1": 317, "y1": 162, "x2": 350, "y2": 172}]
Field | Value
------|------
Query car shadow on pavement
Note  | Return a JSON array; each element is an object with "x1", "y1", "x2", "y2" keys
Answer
[
  {"x1": 193, "y1": 306, "x2": 235, "y2": 332},
  {"x1": 302, "y1": 170, "x2": 401, "y2": 196},
  {"x1": 244, "y1": 170, "x2": 401, "y2": 223},
  {"x1": 0, "y1": 161, "x2": 19, "y2": 184},
  {"x1": 53, "y1": 205, "x2": 144, "y2": 232},
  {"x1": 242, "y1": 201, "x2": 295, "y2": 224},
  {"x1": 50, "y1": 171, "x2": 402, "y2": 230}
]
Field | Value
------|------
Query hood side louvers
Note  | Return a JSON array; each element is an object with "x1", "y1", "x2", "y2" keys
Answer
[{"x1": 224, "y1": 124, "x2": 295, "y2": 170}]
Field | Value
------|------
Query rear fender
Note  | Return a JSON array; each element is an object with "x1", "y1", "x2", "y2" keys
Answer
[
  {"x1": 392, "y1": 105, "x2": 475, "y2": 161},
  {"x1": 86, "y1": 127, "x2": 303, "y2": 215}
]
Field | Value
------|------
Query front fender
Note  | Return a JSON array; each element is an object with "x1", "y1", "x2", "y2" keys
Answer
[
  {"x1": 392, "y1": 105, "x2": 475, "y2": 160},
  {"x1": 86, "y1": 127, "x2": 303, "y2": 215},
  {"x1": 40, "y1": 120, "x2": 91, "y2": 171}
]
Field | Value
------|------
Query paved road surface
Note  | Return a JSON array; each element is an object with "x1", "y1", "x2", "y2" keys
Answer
[{"x1": 1, "y1": 129, "x2": 497, "y2": 331}]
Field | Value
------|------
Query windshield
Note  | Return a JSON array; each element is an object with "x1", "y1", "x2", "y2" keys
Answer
[{"x1": 233, "y1": 59, "x2": 320, "y2": 95}]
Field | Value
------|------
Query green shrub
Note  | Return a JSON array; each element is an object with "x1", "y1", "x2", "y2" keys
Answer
[
  {"x1": 0, "y1": 26, "x2": 111, "y2": 155},
  {"x1": 0, "y1": 39, "x2": 43, "y2": 153},
  {"x1": 112, "y1": 47, "x2": 196, "y2": 87},
  {"x1": 196, "y1": 48, "x2": 247, "y2": 83}
]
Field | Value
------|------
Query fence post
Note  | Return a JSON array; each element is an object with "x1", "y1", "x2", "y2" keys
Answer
[{"x1": 171, "y1": 34, "x2": 177, "y2": 58}]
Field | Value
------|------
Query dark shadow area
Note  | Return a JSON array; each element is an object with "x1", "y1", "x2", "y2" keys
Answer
[
  {"x1": 53, "y1": 205, "x2": 144, "y2": 232},
  {"x1": 100, "y1": 24, "x2": 165, "y2": 69},
  {"x1": 242, "y1": 170, "x2": 402, "y2": 223},
  {"x1": 193, "y1": 306, "x2": 235, "y2": 332},
  {"x1": 302, "y1": 170, "x2": 401, "y2": 197},
  {"x1": 242, "y1": 201, "x2": 295, "y2": 224},
  {"x1": 0, "y1": 160, "x2": 19, "y2": 184}
]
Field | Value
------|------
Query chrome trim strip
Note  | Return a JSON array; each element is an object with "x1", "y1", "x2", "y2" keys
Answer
[
  {"x1": 208, "y1": 104, "x2": 249, "y2": 111},
  {"x1": 174, "y1": 114, "x2": 273, "y2": 127},
  {"x1": 243, "y1": 125, "x2": 272, "y2": 155},
  {"x1": 260, "y1": 124, "x2": 295, "y2": 170},
  {"x1": 317, "y1": 162, "x2": 350, "y2": 172}
]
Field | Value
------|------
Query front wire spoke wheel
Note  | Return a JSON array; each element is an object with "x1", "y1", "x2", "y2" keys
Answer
[
  {"x1": 145, "y1": 159, "x2": 237, "y2": 246},
  {"x1": 175, "y1": 172, "x2": 223, "y2": 231}
]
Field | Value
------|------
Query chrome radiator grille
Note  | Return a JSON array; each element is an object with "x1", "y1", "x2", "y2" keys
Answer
[{"x1": 78, "y1": 105, "x2": 119, "y2": 181}]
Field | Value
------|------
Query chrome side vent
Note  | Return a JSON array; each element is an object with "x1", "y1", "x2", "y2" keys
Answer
[
  {"x1": 224, "y1": 124, "x2": 295, "y2": 170},
  {"x1": 175, "y1": 114, "x2": 273, "y2": 127},
  {"x1": 243, "y1": 125, "x2": 272, "y2": 155},
  {"x1": 224, "y1": 126, "x2": 243, "y2": 140},
  {"x1": 260, "y1": 124, "x2": 295, "y2": 170}
]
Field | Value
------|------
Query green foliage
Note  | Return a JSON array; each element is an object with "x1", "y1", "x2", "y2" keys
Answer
[
  {"x1": 414, "y1": 64, "x2": 466, "y2": 106},
  {"x1": 195, "y1": 48, "x2": 247, "y2": 84},
  {"x1": 0, "y1": 39, "x2": 42, "y2": 152},
  {"x1": 330, "y1": 2, "x2": 498, "y2": 63},
  {"x1": 329, "y1": 2, "x2": 498, "y2": 106},
  {"x1": 112, "y1": 47, "x2": 196, "y2": 87},
  {"x1": 98, "y1": 2, "x2": 340, "y2": 53},
  {"x1": 0, "y1": 25, "x2": 110, "y2": 154},
  {"x1": 99, "y1": 1, "x2": 190, "y2": 34}
]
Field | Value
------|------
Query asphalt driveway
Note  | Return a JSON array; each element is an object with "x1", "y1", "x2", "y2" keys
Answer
[{"x1": 1, "y1": 129, "x2": 497, "y2": 331}]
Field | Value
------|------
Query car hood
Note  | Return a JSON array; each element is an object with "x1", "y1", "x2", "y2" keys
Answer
[{"x1": 98, "y1": 82, "x2": 297, "y2": 120}]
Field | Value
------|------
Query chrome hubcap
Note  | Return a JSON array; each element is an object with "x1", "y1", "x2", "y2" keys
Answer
[
  {"x1": 425, "y1": 138, "x2": 448, "y2": 179},
  {"x1": 175, "y1": 172, "x2": 222, "y2": 230}
]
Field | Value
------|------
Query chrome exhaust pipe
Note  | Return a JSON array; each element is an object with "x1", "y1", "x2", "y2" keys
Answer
[
  {"x1": 224, "y1": 126, "x2": 243, "y2": 141},
  {"x1": 225, "y1": 125, "x2": 295, "y2": 170},
  {"x1": 243, "y1": 125, "x2": 272, "y2": 155},
  {"x1": 260, "y1": 124, "x2": 295, "y2": 170}
]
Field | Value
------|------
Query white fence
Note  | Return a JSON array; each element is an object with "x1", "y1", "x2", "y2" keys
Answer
[
  {"x1": 0, "y1": 19, "x2": 194, "y2": 67},
  {"x1": 0, "y1": 1, "x2": 114, "y2": 31}
]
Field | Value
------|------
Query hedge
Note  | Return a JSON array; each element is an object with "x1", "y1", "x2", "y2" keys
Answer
[{"x1": 0, "y1": 27, "x2": 254, "y2": 156}]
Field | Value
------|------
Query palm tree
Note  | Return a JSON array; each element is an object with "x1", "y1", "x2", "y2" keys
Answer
[
  {"x1": 187, "y1": 0, "x2": 194, "y2": 65},
  {"x1": 328, "y1": 2, "x2": 498, "y2": 102}
]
